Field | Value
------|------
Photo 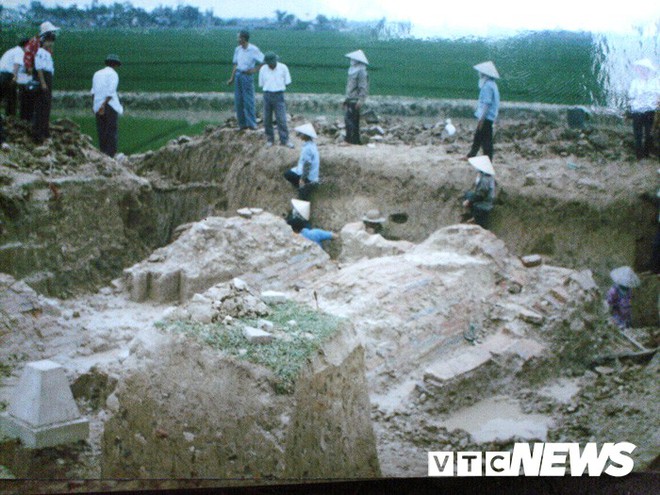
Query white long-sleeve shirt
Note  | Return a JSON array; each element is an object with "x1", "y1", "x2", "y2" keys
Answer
[{"x1": 90, "y1": 66, "x2": 123, "y2": 115}]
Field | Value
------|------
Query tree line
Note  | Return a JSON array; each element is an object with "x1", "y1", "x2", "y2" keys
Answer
[{"x1": 4, "y1": 1, "x2": 350, "y2": 30}]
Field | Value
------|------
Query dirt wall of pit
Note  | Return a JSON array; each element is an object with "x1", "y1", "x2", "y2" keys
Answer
[
  {"x1": 101, "y1": 325, "x2": 380, "y2": 479},
  {"x1": 133, "y1": 127, "x2": 657, "y2": 324},
  {"x1": 2, "y1": 117, "x2": 656, "y2": 324}
]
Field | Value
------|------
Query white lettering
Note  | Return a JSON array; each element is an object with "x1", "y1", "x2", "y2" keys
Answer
[
  {"x1": 510, "y1": 443, "x2": 544, "y2": 476},
  {"x1": 568, "y1": 443, "x2": 610, "y2": 476},
  {"x1": 539, "y1": 443, "x2": 571, "y2": 476},
  {"x1": 604, "y1": 442, "x2": 636, "y2": 477}
]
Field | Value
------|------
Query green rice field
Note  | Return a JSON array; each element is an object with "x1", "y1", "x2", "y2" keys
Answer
[
  {"x1": 53, "y1": 114, "x2": 212, "y2": 154},
  {"x1": 2, "y1": 28, "x2": 603, "y2": 104},
  {"x1": 2, "y1": 27, "x2": 607, "y2": 153}
]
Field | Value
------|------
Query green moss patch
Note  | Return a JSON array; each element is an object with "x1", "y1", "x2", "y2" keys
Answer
[{"x1": 159, "y1": 302, "x2": 343, "y2": 393}]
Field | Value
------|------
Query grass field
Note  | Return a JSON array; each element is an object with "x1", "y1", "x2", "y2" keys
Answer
[
  {"x1": 2, "y1": 28, "x2": 603, "y2": 105},
  {"x1": 54, "y1": 114, "x2": 212, "y2": 154}
]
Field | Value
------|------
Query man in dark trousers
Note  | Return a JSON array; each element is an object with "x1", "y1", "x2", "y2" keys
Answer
[
  {"x1": 467, "y1": 61, "x2": 500, "y2": 161},
  {"x1": 91, "y1": 54, "x2": 123, "y2": 157}
]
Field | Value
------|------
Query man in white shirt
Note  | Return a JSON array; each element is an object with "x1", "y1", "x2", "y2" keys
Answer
[
  {"x1": 91, "y1": 54, "x2": 124, "y2": 157},
  {"x1": 258, "y1": 52, "x2": 293, "y2": 148},
  {"x1": 628, "y1": 58, "x2": 659, "y2": 160},
  {"x1": 226, "y1": 30, "x2": 264, "y2": 130},
  {"x1": 0, "y1": 39, "x2": 28, "y2": 117}
]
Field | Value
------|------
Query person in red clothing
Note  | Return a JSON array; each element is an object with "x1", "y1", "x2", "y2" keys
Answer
[{"x1": 23, "y1": 21, "x2": 60, "y2": 76}]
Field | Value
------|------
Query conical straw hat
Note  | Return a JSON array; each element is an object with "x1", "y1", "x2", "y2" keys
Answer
[
  {"x1": 345, "y1": 49, "x2": 369, "y2": 65},
  {"x1": 633, "y1": 58, "x2": 656, "y2": 73},
  {"x1": 291, "y1": 199, "x2": 310, "y2": 221},
  {"x1": 468, "y1": 155, "x2": 495, "y2": 176},
  {"x1": 609, "y1": 266, "x2": 640, "y2": 288},
  {"x1": 473, "y1": 61, "x2": 500, "y2": 79},
  {"x1": 294, "y1": 123, "x2": 317, "y2": 139}
]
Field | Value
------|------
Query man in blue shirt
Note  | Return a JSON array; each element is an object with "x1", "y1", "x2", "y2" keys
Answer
[
  {"x1": 284, "y1": 123, "x2": 320, "y2": 201},
  {"x1": 467, "y1": 61, "x2": 500, "y2": 161},
  {"x1": 227, "y1": 30, "x2": 264, "y2": 130},
  {"x1": 286, "y1": 199, "x2": 337, "y2": 248}
]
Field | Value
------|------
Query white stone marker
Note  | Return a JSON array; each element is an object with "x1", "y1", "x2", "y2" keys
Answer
[{"x1": 0, "y1": 360, "x2": 89, "y2": 448}]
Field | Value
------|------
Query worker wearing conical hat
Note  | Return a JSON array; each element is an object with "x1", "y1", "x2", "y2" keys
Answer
[
  {"x1": 343, "y1": 49, "x2": 369, "y2": 145},
  {"x1": 284, "y1": 123, "x2": 320, "y2": 201},
  {"x1": 606, "y1": 266, "x2": 640, "y2": 329},
  {"x1": 467, "y1": 61, "x2": 500, "y2": 161},
  {"x1": 463, "y1": 155, "x2": 496, "y2": 229}
]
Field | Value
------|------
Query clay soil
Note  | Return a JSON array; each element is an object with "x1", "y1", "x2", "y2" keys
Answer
[{"x1": 0, "y1": 104, "x2": 658, "y2": 492}]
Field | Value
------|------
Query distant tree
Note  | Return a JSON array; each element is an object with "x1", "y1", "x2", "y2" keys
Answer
[
  {"x1": 315, "y1": 14, "x2": 330, "y2": 30},
  {"x1": 274, "y1": 9, "x2": 287, "y2": 23},
  {"x1": 282, "y1": 13, "x2": 296, "y2": 26}
]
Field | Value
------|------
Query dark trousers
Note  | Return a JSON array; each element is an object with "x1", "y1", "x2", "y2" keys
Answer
[
  {"x1": 284, "y1": 170, "x2": 318, "y2": 201},
  {"x1": 468, "y1": 119, "x2": 494, "y2": 160},
  {"x1": 263, "y1": 91, "x2": 289, "y2": 144},
  {"x1": 96, "y1": 105, "x2": 119, "y2": 157},
  {"x1": 344, "y1": 100, "x2": 361, "y2": 144},
  {"x1": 32, "y1": 72, "x2": 52, "y2": 143},
  {"x1": 18, "y1": 85, "x2": 36, "y2": 121},
  {"x1": 632, "y1": 111, "x2": 655, "y2": 158},
  {"x1": 0, "y1": 72, "x2": 17, "y2": 116},
  {"x1": 0, "y1": 116, "x2": 5, "y2": 145},
  {"x1": 652, "y1": 224, "x2": 660, "y2": 274},
  {"x1": 472, "y1": 206, "x2": 491, "y2": 229}
]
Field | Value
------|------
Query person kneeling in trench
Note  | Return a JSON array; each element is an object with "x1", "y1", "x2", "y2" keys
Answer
[
  {"x1": 362, "y1": 209, "x2": 386, "y2": 236},
  {"x1": 462, "y1": 155, "x2": 496, "y2": 229},
  {"x1": 286, "y1": 198, "x2": 337, "y2": 248},
  {"x1": 284, "y1": 123, "x2": 319, "y2": 201},
  {"x1": 606, "y1": 266, "x2": 640, "y2": 330}
]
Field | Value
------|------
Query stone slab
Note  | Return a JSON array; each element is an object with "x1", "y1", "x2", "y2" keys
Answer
[
  {"x1": 521, "y1": 254, "x2": 543, "y2": 267},
  {"x1": 261, "y1": 291, "x2": 290, "y2": 304},
  {"x1": 423, "y1": 347, "x2": 493, "y2": 383},
  {"x1": 243, "y1": 326, "x2": 275, "y2": 344}
]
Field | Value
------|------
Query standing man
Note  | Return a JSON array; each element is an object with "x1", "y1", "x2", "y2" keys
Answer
[
  {"x1": 343, "y1": 49, "x2": 369, "y2": 145},
  {"x1": 227, "y1": 30, "x2": 264, "y2": 131},
  {"x1": 15, "y1": 38, "x2": 36, "y2": 121},
  {"x1": 0, "y1": 39, "x2": 28, "y2": 116},
  {"x1": 258, "y1": 51, "x2": 293, "y2": 148},
  {"x1": 32, "y1": 31, "x2": 56, "y2": 144},
  {"x1": 24, "y1": 22, "x2": 60, "y2": 78},
  {"x1": 91, "y1": 54, "x2": 124, "y2": 157},
  {"x1": 627, "y1": 59, "x2": 659, "y2": 160},
  {"x1": 467, "y1": 61, "x2": 500, "y2": 162}
]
